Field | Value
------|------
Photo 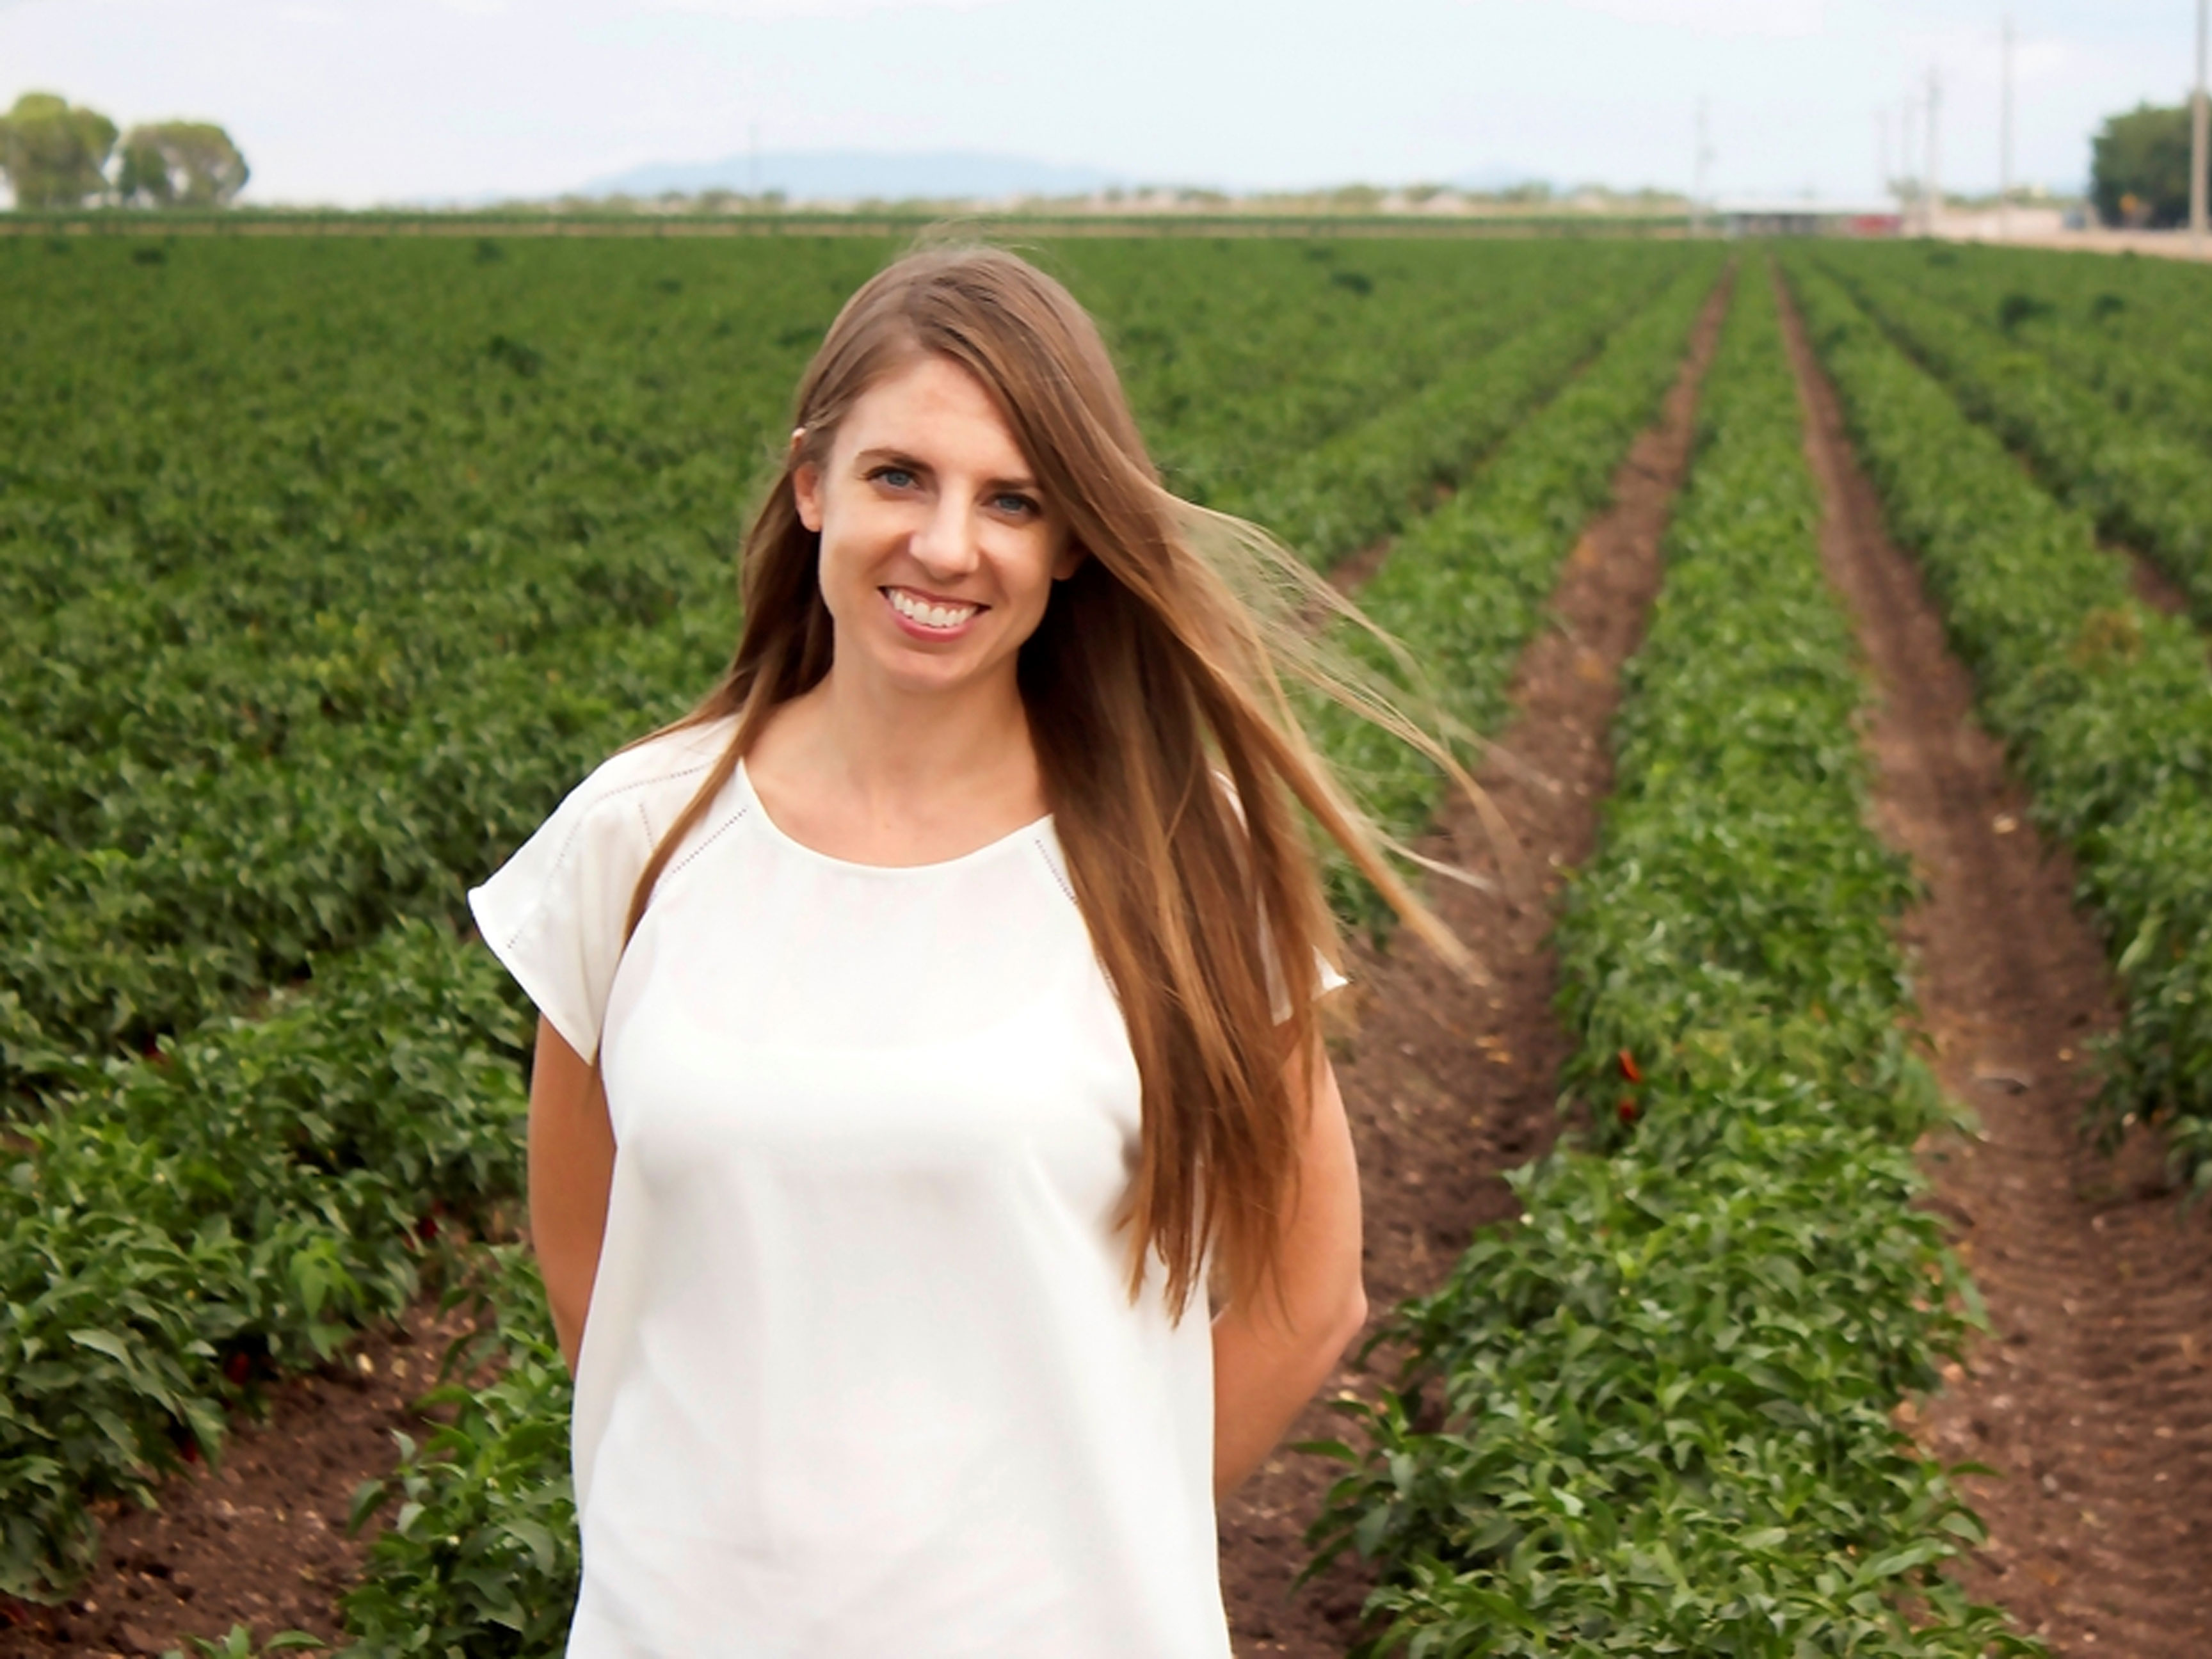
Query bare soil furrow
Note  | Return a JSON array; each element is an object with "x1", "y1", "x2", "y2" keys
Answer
[
  {"x1": 1779, "y1": 273, "x2": 2212, "y2": 1658},
  {"x1": 0, "y1": 1311, "x2": 463, "y2": 1656},
  {"x1": 1219, "y1": 273, "x2": 1731, "y2": 1658},
  {"x1": 2115, "y1": 540, "x2": 2193, "y2": 619}
]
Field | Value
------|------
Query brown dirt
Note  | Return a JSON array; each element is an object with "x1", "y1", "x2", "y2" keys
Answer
[
  {"x1": 2109, "y1": 538, "x2": 2193, "y2": 620},
  {"x1": 1217, "y1": 268, "x2": 1732, "y2": 1657},
  {"x1": 1780, "y1": 269, "x2": 2212, "y2": 1658},
  {"x1": 0, "y1": 1311, "x2": 464, "y2": 1658},
  {"x1": 1326, "y1": 533, "x2": 1400, "y2": 598}
]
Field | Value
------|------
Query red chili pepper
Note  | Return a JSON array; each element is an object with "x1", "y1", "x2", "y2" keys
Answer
[
  {"x1": 1617, "y1": 1049, "x2": 1644, "y2": 1084},
  {"x1": 222, "y1": 1352, "x2": 252, "y2": 1387},
  {"x1": 180, "y1": 1435, "x2": 201, "y2": 1464},
  {"x1": 1617, "y1": 1098, "x2": 1640, "y2": 1125},
  {"x1": 417, "y1": 1214, "x2": 440, "y2": 1243}
]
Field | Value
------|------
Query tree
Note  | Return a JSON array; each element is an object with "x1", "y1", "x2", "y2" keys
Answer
[
  {"x1": 2090, "y1": 100, "x2": 2197, "y2": 228},
  {"x1": 0, "y1": 92, "x2": 118, "y2": 209},
  {"x1": 116, "y1": 121, "x2": 250, "y2": 207}
]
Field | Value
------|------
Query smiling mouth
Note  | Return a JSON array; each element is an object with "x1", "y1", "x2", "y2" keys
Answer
[{"x1": 883, "y1": 586, "x2": 984, "y2": 631}]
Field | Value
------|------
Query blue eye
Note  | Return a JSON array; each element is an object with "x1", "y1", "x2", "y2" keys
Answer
[
  {"x1": 872, "y1": 466, "x2": 917, "y2": 490},
  {"x1": 993, "y1": 492, "x2": 1039, "y2": 517}
]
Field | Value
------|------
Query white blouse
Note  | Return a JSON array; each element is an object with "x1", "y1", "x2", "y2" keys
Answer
[{"x1": 467, "y1": 717, "x2": 1239, "y2": 1658}]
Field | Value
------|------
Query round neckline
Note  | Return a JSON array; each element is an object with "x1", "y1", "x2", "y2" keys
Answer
[{"x1": 735, "y1": 757, "x2": 1055, "y2": 876}]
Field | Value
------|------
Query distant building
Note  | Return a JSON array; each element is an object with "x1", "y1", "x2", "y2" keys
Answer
[{"x1": 1712, "y1": 200, "x2": 1903, "y2": 237}]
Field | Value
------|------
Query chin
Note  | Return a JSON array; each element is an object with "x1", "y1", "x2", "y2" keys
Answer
[{"x1": 866, "y1": 641, "x2": 990, "y2": 696}]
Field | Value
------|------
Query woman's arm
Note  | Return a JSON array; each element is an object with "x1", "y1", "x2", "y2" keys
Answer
[
  {"x1": 1210, "y1": 1043, "x2": 1368, "y2": 1500},
  {"x1": 527, "y1": 1016, "x2": 617, "y2": 1372}
]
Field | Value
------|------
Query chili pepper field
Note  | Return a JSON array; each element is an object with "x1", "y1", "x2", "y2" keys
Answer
[{"x1": 4, "y1": 228, "x2": 2212, "y2": 1657}]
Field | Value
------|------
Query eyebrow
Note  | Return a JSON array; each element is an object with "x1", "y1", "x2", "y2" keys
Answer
[{"x1": 852, "y1": 447, "x2": 1039, "y2": 493}]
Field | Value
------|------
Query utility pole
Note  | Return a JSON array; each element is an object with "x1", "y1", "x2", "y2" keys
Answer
[
  {"x1": 2193, "y1": 0, "x2": 2208, "y2": 256},
  {"x1": 2001, "y1": 14, "x2": 2016, "y2": 241},
  {"x1": 1877, "y1": 106, "x2": 1891, "y2": 208},
  {"x1": 1926, "y1": 67, "x2": 1943, "y2": 237},
  {"x1": 1901, "y1": 94, "x2": 1919, "y2": 230},
  {"x1": 1692, "y1": 97, "x2": 1713, "y2": 237}
]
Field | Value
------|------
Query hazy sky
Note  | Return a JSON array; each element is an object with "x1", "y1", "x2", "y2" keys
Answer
[{"x1": 0, "y1": 0, "x2": 2197, "y2": 206}]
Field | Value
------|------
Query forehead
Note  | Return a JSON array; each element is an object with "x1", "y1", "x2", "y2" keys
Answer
[{"x1": 836, "y1": 354, "x2": 1030, "y2": 472}]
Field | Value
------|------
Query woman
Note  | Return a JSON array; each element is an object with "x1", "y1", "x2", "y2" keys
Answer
[{"x1": 469, "y1": 244, "x2": 1465, "y2": 1656}]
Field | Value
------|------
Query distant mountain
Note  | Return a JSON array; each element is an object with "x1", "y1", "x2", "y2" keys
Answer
[
  {"x1": 578, "y1": 150, "x2": 1123, "y2": 204},
  {"x1": 1453, "y1": 166, "x2": 1551, "y2": 194}
]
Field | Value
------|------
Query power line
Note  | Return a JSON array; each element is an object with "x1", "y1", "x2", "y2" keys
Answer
[
  {"x1": 1692, "y1": 97, "x2": 1713, "y2": 237},
  {"x1": 1925, "y1": 67, "x2": 1943, "y2": 237},
  {"x1": 1901, "y1": 92, "x2": 1919, "y2": 228}
]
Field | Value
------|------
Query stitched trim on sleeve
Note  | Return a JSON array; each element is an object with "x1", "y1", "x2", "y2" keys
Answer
[{"x1": 663, "y1": 801, "x2": 753, "y2": 886}]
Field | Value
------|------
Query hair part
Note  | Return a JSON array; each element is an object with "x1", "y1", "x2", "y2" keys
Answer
[{"x1": 618, "y1": 242, "x2": 1473, "y2": 1324}]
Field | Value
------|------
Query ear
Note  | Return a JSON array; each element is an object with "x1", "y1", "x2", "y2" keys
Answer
[
  {"x1": 1051, "y1": 537, "x2": 1087, "y2": 582},
  {"x1": 792, "y1": 458, "x2": 824, "y2": 534}
]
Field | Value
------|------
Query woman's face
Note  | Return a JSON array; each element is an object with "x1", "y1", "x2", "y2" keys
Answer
[{"x1": 794, "y1": 353, "x2": 1081, "y2": 703}]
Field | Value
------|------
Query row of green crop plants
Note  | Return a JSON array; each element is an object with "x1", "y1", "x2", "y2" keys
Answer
[
  {"x1": 1805, "y1": 242, "x2": 2212, "y2": 627},
  {"x1": 0, "y1": 237, "x2": 1668, "y2": 1095},
  {"x1": 0, "y1": 239, "x2": 1712, "y2": 1615},
  {"x1": 1834, "y1": 240, "x2": 2212, "y2": 451},
  {"x1": 1783, "y1": 253, "x2": 2212, "y2": 1201},
  {"x1": 1311, "y1": 271, "x2": 2033, "y2": 1656}
]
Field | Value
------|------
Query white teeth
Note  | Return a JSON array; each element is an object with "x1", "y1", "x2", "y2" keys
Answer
[{"x1": 888, "y1": 589, "x2": 976, "y2": 630}]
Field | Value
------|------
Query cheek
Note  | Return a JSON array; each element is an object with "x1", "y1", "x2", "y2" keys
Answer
[
  {"x1": 1000, "y1": 536, "x2": 1068, "y2": 616},
  {"x1": 812, "y1": 528, "x2": 879, "y2": 628},
  {"x1": 816, "y1": 500, "x2": 895, "y2": 584}
]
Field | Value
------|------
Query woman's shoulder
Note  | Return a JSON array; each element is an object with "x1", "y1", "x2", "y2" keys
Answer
[
  {"x1": 523, "y1": 714, "x2": 742, "y2": 880},
  {"x1": 470, "y1": 714, "x2": 738, "y2": 1058},
  {"x1": 571, "y1": 714, "x2": 737, "y2": 817}
]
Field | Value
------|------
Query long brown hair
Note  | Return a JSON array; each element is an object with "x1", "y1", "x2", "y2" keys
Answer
[{"x1": 623, "y1": 243, "x2": 1469, "y2": 1322}]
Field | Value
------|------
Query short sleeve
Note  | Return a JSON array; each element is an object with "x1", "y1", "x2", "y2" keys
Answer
[{"x1": 467, "y1": 762, "x2": 659, "y2": 1062}]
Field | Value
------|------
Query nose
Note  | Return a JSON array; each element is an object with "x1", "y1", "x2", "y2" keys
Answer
[{"x1": 909, "y1": 492, "x2": 982, "y2": 583}]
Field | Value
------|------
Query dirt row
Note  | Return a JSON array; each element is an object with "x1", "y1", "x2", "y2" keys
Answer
[
  {"x1": 1778, "y1": 269, "x2": 2212, "y2": 1656},
  {"x1": 0, "y1": 1312, "x2": 460, "y2": 1655},
  {"x1": 1217, "y1": 273, "x2": 1732, "y2": 1655}
]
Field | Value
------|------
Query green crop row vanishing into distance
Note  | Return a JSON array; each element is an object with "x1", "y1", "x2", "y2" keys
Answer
[
  {"x1": 1784, "y1": 255, "x2": 2212, "y2": 1206},
  {"x1": 1308, "y1": 269, "x2": 2035, "y2": 1658},
  {"x1": 1829, "y1": 241, "x2": 2212, "y2": 451},
  {"x1": 1809, "y1": 243, "x2": 2212, "y2": 628}
]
